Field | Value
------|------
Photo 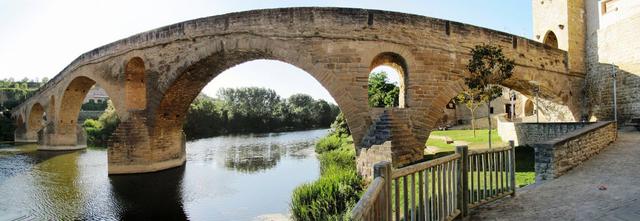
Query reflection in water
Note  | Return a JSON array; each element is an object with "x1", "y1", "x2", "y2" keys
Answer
[
  {"x1": 110, "y1": 166, "x2": 187, "y2": 220},
  {"x1": 225, "y1": 144, "x2": 282, "y2": 173},
  {"x1": 0, "y1": 129, "x2": 328, "y2": 220}
]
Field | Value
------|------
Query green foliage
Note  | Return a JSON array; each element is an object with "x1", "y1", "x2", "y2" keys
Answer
[
  {"x1": 0, "y1": 78, "x2": 44, "y2": 111},
  {"x1": 315, "y1": 134, "x2": 344, "y2": 154},
  {"x1": 291, "y1": 135, "x2": 363, "y2": 221},
  {"x1": 82, "y1": 101, "x2": 119, "y2": 147},
  {"x1": 0, "y1": 110, "x2": 15, "y2": 141},
  {"x1": 0, "y1": 78, "x2": 46, "y2": 141},
  {"x1": 330, "y1": 112, "x2": 350, "y2": 137},
  {"x1": 290, "y1": 165, "x2": 362, "y2": 221},
  {"x1": 465, "y1": 44, "x2": 515, "y2": 91},
  {"x1": 81, "y1": 99, "x2": 108, "y2": 111},
  {"x1": 368, "y1": 72, "x2": 399, "y2": 107},
  {"x1": 184, "y1": 87, "x2": 339, "y2": 140},
  {"x1": 465, "y1": 44, "x2": 515, "y2": 145},
  {"x1": 318, "y1": 146, "x2": 356, "y2": 175}
]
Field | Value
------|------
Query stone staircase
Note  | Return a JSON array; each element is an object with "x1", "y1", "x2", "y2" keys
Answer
[
  {"x1": 387, "y1": 109, "x2": 422, "y2": 164},
  {"x1": 360, "y1": 109, "x2": 422, "y2": 166}
]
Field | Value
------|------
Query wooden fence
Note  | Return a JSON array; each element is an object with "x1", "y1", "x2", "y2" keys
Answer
[{"x1": 351, "y1": 141, "x2": 516, "y2": 221}]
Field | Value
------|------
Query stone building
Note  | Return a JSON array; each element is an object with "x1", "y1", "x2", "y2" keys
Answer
[
  {"x1": 82, "y1": 86, "x2": 109, "y2": 104},
  {"x1": 440, "y1": 87, "x2": 537, "y2": 128},
  {"x1": 533, "y1": 0, "x2": 640, "y2": 123}
]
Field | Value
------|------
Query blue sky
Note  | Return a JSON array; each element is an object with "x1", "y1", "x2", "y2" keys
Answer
[{"x1": 0, "y1": 0, "x2": 532, "y2": 103}]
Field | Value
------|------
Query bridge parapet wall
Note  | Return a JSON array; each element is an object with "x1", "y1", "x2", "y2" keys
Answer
[
  {"x1": 532, "y1": 121, "x2": 617, "y2": 181},
  {"x1": 506, "y1": 121, "x2": 593, "y2": 146}
]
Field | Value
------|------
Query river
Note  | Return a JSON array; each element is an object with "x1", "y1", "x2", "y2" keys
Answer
[{"x1": 0, "y1": 129, "x2": 329, "y2": 220}]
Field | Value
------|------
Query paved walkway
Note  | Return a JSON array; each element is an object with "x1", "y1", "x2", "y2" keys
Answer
[{"x1": 470, "y1": 127, "x2": 640, "y2": 221}]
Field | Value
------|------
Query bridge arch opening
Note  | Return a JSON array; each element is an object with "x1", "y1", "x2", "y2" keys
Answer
[
  {"x1": 15, "y1": 114, "x2": 26, "y2": 140},
  {"x1": 368, "y1": 52, "x2": 407, "y2": 108},
  {"x1": 27, "y1": 103, "x2": 45, "y2": 137},
  {"x1": 125, "y1": 57, "x2": 146, "y2": 111},
  {"x1": 543, "y1": 31, "x2": 558, "y2": 48},
  {"x1": 59, "y1": 76, "x2": 119, "y2": 147},
  {"x1": 151, "y1": 56, "x2": 348, "y2": 173}
]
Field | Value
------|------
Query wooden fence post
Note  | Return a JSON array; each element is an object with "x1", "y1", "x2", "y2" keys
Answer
[
  {"x1": 509, "y1": 140, "x2": 516, "y2": 197},
  {"x1": 374, "y1": 161, "x2": 392, "y2": 221},
  {"x1": 456, "y1": 145, "x2": 469, "y2": 218}
]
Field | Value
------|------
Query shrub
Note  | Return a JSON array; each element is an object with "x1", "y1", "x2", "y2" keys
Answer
[
  {"x1": 290, "y1": 165, "x2": 363, "y2": 221},
  {"x1": 315, "y1": 134, "x2": 343, "y2": 153},
  {"x1": 292, "y1": 134, "x2": 363, "y2": 221},
  {"x1": 318, "y1": 148, "x2": 355, "y2": 175},
  {"x1": 82, "y1": 101, "x2": 119, "y2": 147}
]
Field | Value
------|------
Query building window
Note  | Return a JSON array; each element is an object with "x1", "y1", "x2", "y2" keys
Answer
[{"x1": 601, "y1": 0, "x2": 619, "y2": 15}]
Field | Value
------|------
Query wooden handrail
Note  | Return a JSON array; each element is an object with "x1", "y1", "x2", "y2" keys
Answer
[
  {"x1": 392, "y1": 153, "x2": 461, "y2": 179},
  {"x1": 351, "y1": 140, "x2": 517, "y2": 221},
  {"x1": 468, "y1": 145, "x2": 512, "y2": 155},
  {"x1": 351, "y1": 177, "x2": 385, "y2": 220}
]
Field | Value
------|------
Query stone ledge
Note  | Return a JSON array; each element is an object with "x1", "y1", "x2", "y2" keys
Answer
[
  {"x1": 14, "y1": 139, "x2": 38, "y2": 143},
  {"x1": 38, "y1": 145, "x2": 87, "y2": 151},
  {"x1": 537, "y1": 121, "x2": 614, "y2": 147},
  {"x1": 108, "y1": 155, "x2": 186, "y2": 175},
  {"x1": 533, "y1": 121, "x2": 617, "y2": 181}
]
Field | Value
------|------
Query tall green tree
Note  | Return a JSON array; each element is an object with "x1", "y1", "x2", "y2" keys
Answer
[
  {"x1": 368, "y1": 72, "x2": 399, "y2": 107},
  {"x1": 465, "y1": 44, "x2": 515, "y2": 148}
]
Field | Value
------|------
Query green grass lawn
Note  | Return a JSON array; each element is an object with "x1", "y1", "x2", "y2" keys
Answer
[
  {"x1": 426, "y1": 129, "x2": 506, "y2": 151},
  {"x1": 425, "y1": 131, "x2": 537, "y2": 188}
]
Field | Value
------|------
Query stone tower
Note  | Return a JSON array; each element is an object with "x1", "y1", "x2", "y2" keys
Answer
[{"x1": 532, "y1": 0, "x2": 586, "y2": 76}]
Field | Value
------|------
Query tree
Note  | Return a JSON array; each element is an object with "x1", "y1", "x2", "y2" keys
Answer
[
  {"x1": 465, "y1": 44, "x2": 515, "y2": 148},
  {"x1": 455, "y1": 88, "x2": 483, "y2": 137},
  {"x1": 368, "y1": 72, "x2": 399, "y2": 107},
  {"x1": 83, "y1": 100, "x2": 120, "y2": 147},
  {"x1": 330, "y1": 112, "x2": 350, "y2": 137}
]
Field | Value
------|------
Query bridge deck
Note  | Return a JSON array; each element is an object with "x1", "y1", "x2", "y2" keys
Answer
[{"x1": 470, "y1": 127, "x2": 640, "y2": 220}]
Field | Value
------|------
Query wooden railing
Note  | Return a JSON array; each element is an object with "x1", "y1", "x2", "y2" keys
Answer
[{"x1": 352, "y1": 141, "x2": 516, "y2": 221}]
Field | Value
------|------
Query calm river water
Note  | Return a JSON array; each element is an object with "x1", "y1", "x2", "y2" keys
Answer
[{"x1": 0, "y1": 129, "x2": 328, "y2": 220}]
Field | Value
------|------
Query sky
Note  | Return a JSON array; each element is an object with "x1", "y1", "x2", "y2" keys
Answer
[{"x1": 0, "y1": 0, "x2": 533, "y2": 103}]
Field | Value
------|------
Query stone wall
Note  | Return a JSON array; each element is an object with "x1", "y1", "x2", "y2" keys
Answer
[
  {"x1": 585, "y1": 0, "x2": 640, "y2": 123},
  {"x1": 356, "y1": 142, "x2": 392, "y2": 181},
  {"x1": 533, "y1": 121, "x2": 617, "y2": 181},
  {"x1": 513, "y1": 122, "x2": 592, "y2": 147}
]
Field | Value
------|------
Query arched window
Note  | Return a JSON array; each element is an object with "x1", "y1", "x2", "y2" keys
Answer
[
  {"x1": 524, "y1": 99, "x2": 535, "y2": 116},
  {"x1": 368, "y1": 52, "x2": 408, "y2": 108},
  {"x1": 125, "y1": 57, "x2": 146, "y2": 110},
  {"x1": 543, "y1": 31, "x2": 558, "y2": 48}
]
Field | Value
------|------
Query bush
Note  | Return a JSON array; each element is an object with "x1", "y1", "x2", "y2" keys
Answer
[
  {"x1": 318, "y1": 148, "x2": 355, "y2": 175},
  {"x1": 290, "y1": 165, "x2": 363, "y2": 221},
  {"x1": 82, "y1": 101, "x2": 119, "y2": 147},
  {"x1": 315, "y1": 134, "x2": 343, "y2": 153},
  {"x1": 292, "y1": 134, "x2": 363, "y2": 221}
]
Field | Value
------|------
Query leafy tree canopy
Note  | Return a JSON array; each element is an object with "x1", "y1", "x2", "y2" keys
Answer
[{"x1": 368, "y1": 71, "x2": 399, "y2": 108}]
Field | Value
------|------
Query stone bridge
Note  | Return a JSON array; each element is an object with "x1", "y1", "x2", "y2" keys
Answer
[{"x1": 10, "y1": 7, "x2": 584, "y2": 175}]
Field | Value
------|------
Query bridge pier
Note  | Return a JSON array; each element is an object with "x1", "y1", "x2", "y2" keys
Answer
[
  {"x1": 14, "y1": 131, "x2": 37, "y2": 143},
  {"x1": 36, "y1": 124, "x2": 87, "y2": 150},
  {"x1": 107, "y1": 114, "x2": 186, "y2": 175}
]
